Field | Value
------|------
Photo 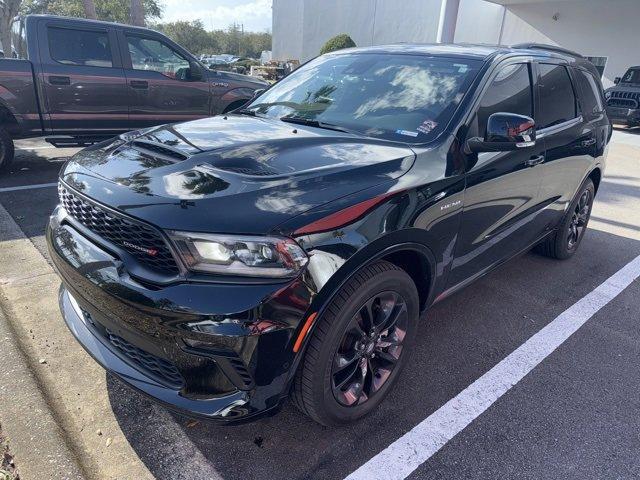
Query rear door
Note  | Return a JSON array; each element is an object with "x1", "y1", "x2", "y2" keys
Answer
[
  {"x1": 37, "y1": 20, "x2": 128, "y2": 133},
  {"x1": 448, "y1": 60, "x2": 547, "y2": 288},
  {"x1": 119, "y1": 31, "x2": 211, "y2": 129},
  {"x1": 535, "y1": 62, "x2": 600, "y2": 229}
]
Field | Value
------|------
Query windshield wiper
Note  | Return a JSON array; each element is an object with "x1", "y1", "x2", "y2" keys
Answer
[{"x1": 280, "y1": 116, "x2": 356, "y2": 135}]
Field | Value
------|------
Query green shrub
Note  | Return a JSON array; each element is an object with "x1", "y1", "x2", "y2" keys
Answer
[{"x1": 320, "y1": 34, "x2": 356, "y2": 55}]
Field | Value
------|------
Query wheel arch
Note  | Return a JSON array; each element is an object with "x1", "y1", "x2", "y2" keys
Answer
[
  {"x1": 588, "y1": 166, "x2": 602, "y2": 194},
  {"x1": 0, "y1": 102, "x2": 20, "y2": 136},
  {"x1": 287, "y1": 231, "x2": 439, "y2": 385}
]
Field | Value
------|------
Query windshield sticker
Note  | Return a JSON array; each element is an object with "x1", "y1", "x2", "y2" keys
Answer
[
  {"x1": 454, "y1": 64, "x2": 469, "y2": 73},
  {"x1": 417, "y1": 120, "x2": 438, "y2": 135},
  {"x1": 396, "y1": 129, "x2": 419, "y2": 137}
]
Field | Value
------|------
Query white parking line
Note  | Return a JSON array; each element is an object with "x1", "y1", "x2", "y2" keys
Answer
[
  {"x1": 345, "y1": 253, "x2": 640, "y2": 480},
  {"x1": 0, "y1": 183, "x2": 57, "y2": 193}
]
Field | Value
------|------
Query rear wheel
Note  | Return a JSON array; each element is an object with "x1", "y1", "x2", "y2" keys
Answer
[
  {"x1": 535, "y1": 178, "x2": 595, "y2": 259},
  {"x1": 292, "y1": 260, "x2": 419, "y2": 426},
  {"x1": 0, "y1": 127, "x2": 15, "y2": 172}
]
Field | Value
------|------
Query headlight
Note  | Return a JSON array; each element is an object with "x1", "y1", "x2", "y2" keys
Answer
[
  {"x1": 604, "y1": 91, "x2": 612, "y2": 99},
  {"x1": 169, "y1": 232, "x2": 308, "y2": 278}
]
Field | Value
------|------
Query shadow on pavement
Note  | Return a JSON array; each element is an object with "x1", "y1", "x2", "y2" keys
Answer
[{"x1": 108, "y1": 228, "x2": 640, "y2": 480}]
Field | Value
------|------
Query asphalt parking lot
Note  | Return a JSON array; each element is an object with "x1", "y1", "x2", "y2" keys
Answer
[{"x1": 1, "y1": 131, "x2": 640, "y2": 479}]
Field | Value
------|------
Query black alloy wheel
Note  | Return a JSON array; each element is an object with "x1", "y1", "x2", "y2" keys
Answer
[
  {"x1": 535, "y1": 178, "x2": 595, "y2": 259},
  {"x1": 292, "y1": 260, "x2": 419, "y2": 426},
  {"x1": 331, "y1": 291, "x2": 408, "y2": 407},
  {"x1": 567, "y1": 189, "x2": 592, "y2": 250}
]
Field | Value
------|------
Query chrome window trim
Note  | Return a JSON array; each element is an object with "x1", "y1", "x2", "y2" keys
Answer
[{"x1": 536, "y1": 115, "x2": 583, "y2": 139}]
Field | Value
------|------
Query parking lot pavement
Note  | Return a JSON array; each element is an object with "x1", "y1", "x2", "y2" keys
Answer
[{"x1": 0, "y1": 132, "x2": 639, "y2": 480}]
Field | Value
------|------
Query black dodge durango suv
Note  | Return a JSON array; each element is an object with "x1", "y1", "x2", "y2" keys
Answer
[{"x1": 47, "y1": 43, "x2": 610, "y2": 426}]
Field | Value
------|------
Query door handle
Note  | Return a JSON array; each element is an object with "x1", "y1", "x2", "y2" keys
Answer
[
  {"x1": 525, "y1": 154, "x2": 545, "y2": 167},
  {"x1": 49, "y1": 75, "x2": 70, "y2": 86},
  {"x1": 130, "y1": 80, "x2": 149, "y2": 89},
  {"x1": 581, "y1": 138, "x2": 596, "y2": 147}
]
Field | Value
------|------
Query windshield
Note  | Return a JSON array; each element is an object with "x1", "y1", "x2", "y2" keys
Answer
[
  {"x1": 245, "y1": 53, "x2": 482, "y2": 143},
  {"x1": 621, "y1": 68, "x2": 640, "y2": 84}
]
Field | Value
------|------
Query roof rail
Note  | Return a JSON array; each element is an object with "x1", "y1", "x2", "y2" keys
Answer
[{"x1": 511, "y1": 43, "x2": 583, "y2": 58}]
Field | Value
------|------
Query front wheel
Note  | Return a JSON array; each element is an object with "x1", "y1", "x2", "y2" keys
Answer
[
  {"x1": 292, "y1": 260, "x2": 419, "y2": 426},
  {"x1": 535, "y1": 178, "x2": 595, "y2": 259},
  {"x1": 0, "y1": 127, "x2": 15, "y2": 172}
]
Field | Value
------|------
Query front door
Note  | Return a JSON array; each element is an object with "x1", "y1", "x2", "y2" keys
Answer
[
  {"x1": 38, "y1": 21, "x2": 128, "y2": 133},
  {"x1": 120, "y1": 32, "x2": 211, "y2": 129},
  {"x1": 448, "y1": 61, "x2": 547, "y2": 288}
]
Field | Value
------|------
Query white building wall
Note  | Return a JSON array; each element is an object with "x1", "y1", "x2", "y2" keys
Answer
[
  {"x1": 271, "y1": 0, "x2": 305, "y2": 62},
  {"x1": 454, "y1": 0, "x2": 504, "y2": 44},
  {"x1": 272, "y1": 0, "x2": 443, "y2": 63},
  {"x1": 498, "y1": 0, "x2": 638, "y2": 86},
  {"x1": 272, "y1": 0, "x2": 638, "y2": 87}
]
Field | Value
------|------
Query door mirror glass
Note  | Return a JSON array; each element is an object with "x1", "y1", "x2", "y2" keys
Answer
[
  {"x1": 466, "y1": 112, "x2": 536, "y2": 153},
  {"x1": 614, "y1": 76, "x2": 621, "y2": 85},
  {"x1": 188, "y1": 62, "x2": 204, "y2": 81}
]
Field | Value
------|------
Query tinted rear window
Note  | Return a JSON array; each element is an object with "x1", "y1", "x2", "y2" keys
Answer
[
  {"x1": 538, "y1": 64, "x2": 577, "y2": 129},
  {"x1": 48, "y1": 27, "x2": 112, "y2": 67},
  {"x1": 574, "y1": 69, "x2": 604, "y2": 116}
]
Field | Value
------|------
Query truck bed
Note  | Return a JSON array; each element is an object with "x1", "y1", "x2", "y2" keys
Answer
[{"x1": 0, "y1": 59, "x2": 42, "y2": 137}]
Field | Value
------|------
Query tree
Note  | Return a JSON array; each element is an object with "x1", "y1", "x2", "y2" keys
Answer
[
  {"x1": 129, "y1": 0, "x2": 143, "y2": 26},
  {"x1": 320, "y1": 33, "x2": 356, "y2": 55},
  {"x1": 0, "y1": 0, "x2": 22, "y2": 55},
  {"x1": 82, "y1": 0, "x2": 96, "y2": 19},
  {"x1": 154, "y1": 20, "x2": 210, "y2": 55},
  {"x1": 20, "y1": 0, "x2": 162, "y2": 24}
]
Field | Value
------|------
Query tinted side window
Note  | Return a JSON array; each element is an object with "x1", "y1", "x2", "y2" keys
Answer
[
  {"x1": 574, "y1": 69, "x2": 604, "y2": 115},
  {"x1": 126, "y1": 36, "x2": 190, "y2": 79},
  {"x1": 48, "y1": 27, "x2": 112, "y2": 67},
  {"x1": 538, "y1": 64, "x2": 576, "y2": 129},
  {"x1": 475, "y1": 63, "x2": 533, "y2": 138}
]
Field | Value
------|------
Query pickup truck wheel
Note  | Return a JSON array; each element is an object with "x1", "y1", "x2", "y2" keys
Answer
[
  {"x1": 292, "y1": 260, "x2": 419, "y2": 426},
  {"x1": 0, "y1": 127, "x2": 15, "y2": 172},
  {"x1": 535, "y1": 179, "x2": 595, "y2": 260}
]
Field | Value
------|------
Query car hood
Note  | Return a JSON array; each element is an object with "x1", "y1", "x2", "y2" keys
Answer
[{"x1": 60, "y1": 115, "x2": 416, "y2": 235}]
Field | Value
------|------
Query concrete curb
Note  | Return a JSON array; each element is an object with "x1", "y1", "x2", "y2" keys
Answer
[
  {"x1": 0, "y1": 202, "x2": 154, "y2": 480},
  {"x1": 0, "y1": 306, "x2": 85, "y2": 480}
]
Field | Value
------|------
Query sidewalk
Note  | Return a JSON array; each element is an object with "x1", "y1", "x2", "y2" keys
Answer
[{"x1": 0, "y1": 203, "x2": 154, "y2": 480}]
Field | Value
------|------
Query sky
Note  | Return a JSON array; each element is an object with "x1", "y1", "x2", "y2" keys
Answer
[{"x1": 162, "y1": 0, "x2": 273, "y2": 32}]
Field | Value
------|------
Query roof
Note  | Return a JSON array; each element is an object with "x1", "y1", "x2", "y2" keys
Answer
[
  {"x1": 329, "y1": 42, "x2": 592, "y2": 64},
  {"x1": 24, "y1": 14, "x2": 155, "y2": 33}
]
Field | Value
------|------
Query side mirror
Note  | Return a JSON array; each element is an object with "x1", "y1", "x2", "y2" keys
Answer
[
  {"x1": 465, "y1": 112, "x2": 536, "y2": 153},
  {"x1": 188, "y1": 63, "x2": 204, "y2": 81},
  {"x1": 614, "y1": 77, "x2": 621, "y2": 85}
]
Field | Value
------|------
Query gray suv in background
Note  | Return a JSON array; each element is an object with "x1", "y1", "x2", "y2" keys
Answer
[
  {"x1": 605, "y1": 66, "x2": 640, "y2": 127},
  {"x1": 0, "y1": 15, "x2": 269, "y2": 171}
]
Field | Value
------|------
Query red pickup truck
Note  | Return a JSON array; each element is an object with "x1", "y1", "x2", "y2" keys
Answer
[{"x1": 0, "y1": 15, "x2": 269, "y2": 171}]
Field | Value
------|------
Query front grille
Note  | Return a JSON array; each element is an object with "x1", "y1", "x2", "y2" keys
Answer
[
  {"x1": 59, "y1": 184, "x2": 179, "y2": 275},
  {"x1": 608, "y1": 91, "x2": 640, "y2": 109},
  {"x1": 607, "y1": 97, "x2": 638, "y2": 109},
  {"x1": 106, "y1": 328, "x2": 185, "y2": 388}
]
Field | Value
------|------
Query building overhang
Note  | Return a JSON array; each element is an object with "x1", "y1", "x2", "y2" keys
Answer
[{"x1": 485, "y1": 0, "x2": 592, "y2": 4}]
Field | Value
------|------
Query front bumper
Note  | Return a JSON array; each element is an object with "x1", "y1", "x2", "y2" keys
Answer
[
  {"x1": 606, "y1": 106, "x2": 640, "y2": 126},
  {"x1": 47, "y1": 206, "x2": 314, "y2": 422}
]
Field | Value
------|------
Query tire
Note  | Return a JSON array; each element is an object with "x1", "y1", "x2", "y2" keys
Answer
[
  {"x1": 0, "y1": 127, "x2": 15, "y2": 172},
  {"x1": 292, "y1": 260, "x2": 419, "y2": 426},
  {"x1": 535, "y1": 178, "x2": 595, "y2": 260}
]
